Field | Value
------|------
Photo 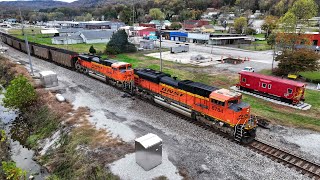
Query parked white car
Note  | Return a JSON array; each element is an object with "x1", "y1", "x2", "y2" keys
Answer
[{"x1": 242, "y1": 67, "x2": 255, "y2": 72}]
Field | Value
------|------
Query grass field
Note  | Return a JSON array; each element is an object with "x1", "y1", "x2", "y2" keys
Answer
[{"x1": 299, "y1": 71, "x2": 320, "y2": 82}]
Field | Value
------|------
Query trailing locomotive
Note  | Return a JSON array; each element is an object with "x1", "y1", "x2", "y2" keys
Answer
[
  {"x1": 75, "y1": 54, "x2": 134, "y2": 89},
  {"x1": 0, "y1": 32, "x2": 257, "y2": 143},
  {"x1": 237, "y1": 72, "x2": 306, "y2": 104}
]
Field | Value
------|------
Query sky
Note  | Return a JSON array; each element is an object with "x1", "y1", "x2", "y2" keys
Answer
[{"x1": 0, "y1": 0, "x2": 78, "y2": 2}]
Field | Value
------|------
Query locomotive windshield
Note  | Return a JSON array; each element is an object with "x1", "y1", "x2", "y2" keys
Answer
[{"x1": 228, "y1": 99, "x2": 238, "y2": 107}]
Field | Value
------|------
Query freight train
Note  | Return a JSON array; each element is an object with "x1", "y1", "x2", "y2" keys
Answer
[{"x1": 0, "y1": 32, "x2": 257, "y2": 143}]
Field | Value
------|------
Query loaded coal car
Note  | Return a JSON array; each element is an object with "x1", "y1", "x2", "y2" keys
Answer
[
  {"x1": 20, "y1": 41, "x2": 33, "y2": 54},
  {"x1": 12, "y1": 38, "x2": 21, "y2": 50},
  {"x1": 237, "y1": 71, "x2": 306, "y2": 104},
  {"x1": 134, "y1": 68, "x2": 257, "y2": 143},
  {"x1": 32, "y1": 44, "x2": 51, "y2": 60},
  {"x1": 0, "y1": 33, "x2": 7, "y2": 44},
  {"x1": 6, "y1": 36, "x2": 13, "y2": 46},
  {"x1": 50, "y1": 48, "x2": 78, "y2": 68}
]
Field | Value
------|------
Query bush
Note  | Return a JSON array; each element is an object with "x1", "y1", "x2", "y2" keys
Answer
[
  {"x1": 275, "y1": 49, "x2": 320, "y2": 75},
  {"x1": 246, "y1": 28, "x2": 257, "y2": 35},
  {"x1": 105, "y1": 46, "x2": 121, "y2": 55},
  {"x1": 3, "y1": 75, "x2": 37, "y2": 111},
  {"x1": 1, "y1": 161, "x2": 26, "y2": 180},
  {"x1": 125, "y1": 43, "x2": 137, "y2": 53}
]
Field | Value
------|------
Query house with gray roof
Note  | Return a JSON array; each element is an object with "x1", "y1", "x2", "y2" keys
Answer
[
  {"x1": 57, "y1": 28, "x2": 84, "y2": 36},
  {"x1": 52, "y1": 34, "x2": 83, "y2": 45},
  {"x1": 80, "y1": 30, "x2": 115, "y2": 44}
]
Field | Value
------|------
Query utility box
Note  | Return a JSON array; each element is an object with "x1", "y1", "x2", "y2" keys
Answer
[
  {"x1": 170, "y1": 44, "x2": 189, "y2": 53},
  {"x1": 39, "y1": 71, "x2": 58, "y2": 88},
  {"x1": 135, "y1": 133, "x2": 162, "y2": 171}
]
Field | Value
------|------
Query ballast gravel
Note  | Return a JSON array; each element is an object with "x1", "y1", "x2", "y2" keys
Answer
[{"x1": 3, "y1": 46, "x2": 315, "y2": 179}]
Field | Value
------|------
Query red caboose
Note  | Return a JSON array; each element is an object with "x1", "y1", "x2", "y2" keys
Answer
[{"x1": 237, "y1": 72, "x2": 306, "y2": 104}]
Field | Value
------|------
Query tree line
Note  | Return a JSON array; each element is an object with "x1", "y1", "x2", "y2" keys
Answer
[{"x1": 1, "y1": 0, "x2": 320, "y2": 24}]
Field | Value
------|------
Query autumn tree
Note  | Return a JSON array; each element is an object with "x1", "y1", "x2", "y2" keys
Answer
[
  {"x1": 275, "y1": 49, "x2": 320, "y2": 75},
  {"x1": 277, "y1": 0, "x2": 318, "y2": 50},
  {"x1": 234, "y1": 17, "x2": 247, "y2": 34},
  {"x1": 262, "y1": 15, "x2": 278, "y2": 37},
  {"x1": 149, "y1": 8, "x2": 165, "y2": 21}
]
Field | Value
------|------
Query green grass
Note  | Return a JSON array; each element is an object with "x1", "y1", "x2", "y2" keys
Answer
[
  {"x1": 253, "y1": 34, "x2": 266, "y2": 38},
  {"x1": 244, "y1": 89, "x2": 320, "y2": 131},
  {"x1": 299, "y1": 71, "x2": 320, "y2": 82},
  {"x1": 259, "y1": 69, "x2": 273, "y2": 75},
  {"x1": 240, "y1": 43, "x2": 271, "y2": 51}
]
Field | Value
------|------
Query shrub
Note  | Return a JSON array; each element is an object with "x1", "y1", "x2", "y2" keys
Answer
[
  {"x1": 246, "y1": 28, "x2": 257, "y2": 35},
  {"x1": 89, "y1": 45, "x2": 96, "y2": 54},
  {"x1": 3, "y1": 75, "x2": 37, "y2": 111},
  {"x1": 1, "y1": 161, "x2": 26, "y2": 180},
  {"x1": 105, "y1": 46, "x2": 121, "y2": 55},
  {"x1": 275, "y1": 49, "x2": 320, "y2": 75}
]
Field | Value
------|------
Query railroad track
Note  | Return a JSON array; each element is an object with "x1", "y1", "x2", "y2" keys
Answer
[
  {"x1": 248, "y1": 140, "x2": 320, "y2": 180},
  {"x1": 136, "y1": 96, "x2": 320, "y2": 179}
]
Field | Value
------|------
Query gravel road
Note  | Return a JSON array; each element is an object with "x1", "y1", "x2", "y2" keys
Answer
[{"x1": 2, "y1": 45, "x2": 315, "y2": 180}]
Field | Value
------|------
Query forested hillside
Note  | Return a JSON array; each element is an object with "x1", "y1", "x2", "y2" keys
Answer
[{"x1": 0, "y1": 0, "x2": 319, "y2": 23}]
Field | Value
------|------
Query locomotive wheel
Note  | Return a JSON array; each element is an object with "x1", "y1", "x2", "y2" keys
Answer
[{"x1": 75, "y1": 62, "x2": 81, "y2": 71}]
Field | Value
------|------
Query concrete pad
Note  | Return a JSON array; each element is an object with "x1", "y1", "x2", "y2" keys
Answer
[
  {"x1": 110, "y1": 151, "x2": 182, "y2": 180},
  {"x1": 146, "y1": 51, "x2": 221, "y2": 66}
]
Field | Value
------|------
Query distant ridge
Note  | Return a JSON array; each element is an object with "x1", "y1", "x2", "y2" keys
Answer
[
  {"x1": 0, "y1": 0, "x2": 142, "y2": 10},
  {"x1": 0, "y1": 1, "x2": 69, "y2": 9}
]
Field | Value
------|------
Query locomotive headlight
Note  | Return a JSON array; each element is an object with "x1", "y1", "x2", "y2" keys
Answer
[{"x1": 247, "y1": 109, "x2": 250, "y2": 112}]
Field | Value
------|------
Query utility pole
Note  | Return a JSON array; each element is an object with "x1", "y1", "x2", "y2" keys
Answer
[
  {"x1": 272, "y1": 42, "x2": 276, "y2": 71},
  {"x1": 132, "y1": 0, "x2": 135, "y2": 26},
  {"x1": 19, "y1": 8, "x2": 34, "y2": 76},
  {"x1": 159, "y1": 21, "x2": 163, "y2": 72}
]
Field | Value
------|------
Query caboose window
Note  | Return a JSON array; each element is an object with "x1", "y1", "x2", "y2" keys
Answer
[
  {"x1": 288, "y1": 88, "x2": 293, "y2": 94},
  {"x1": 242, "y1": 78, "x2": 246, "y2": 82},
  {"x1": 268, "y1": 84, "x2": 272, "y2": 89},
  {"x1": 262, "y1": 83, "x2": 267, "y2": 88}
]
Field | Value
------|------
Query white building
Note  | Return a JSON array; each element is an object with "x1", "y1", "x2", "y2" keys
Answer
[{"x1": 80, "y1": 30, "x2": 115, "y2": 44}]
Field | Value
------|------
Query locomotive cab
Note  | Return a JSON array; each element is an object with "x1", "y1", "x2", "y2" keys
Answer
[
  {"x1": 210, "y1": 89, "x2": 256, "y2": 142},
  {"x1": 111, "y1": 62, "x2": 134, "y2": 82}
]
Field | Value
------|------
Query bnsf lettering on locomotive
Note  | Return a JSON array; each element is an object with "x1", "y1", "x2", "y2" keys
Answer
[{"x1": 161, "y1": 87, "x2": 184, "y2": 97}]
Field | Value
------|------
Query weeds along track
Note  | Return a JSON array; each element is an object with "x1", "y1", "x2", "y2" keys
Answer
[{"x1": 247, "y1": 140, "x2": 320, "y2": 180}]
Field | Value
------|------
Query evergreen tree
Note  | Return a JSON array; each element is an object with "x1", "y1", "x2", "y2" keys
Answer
[
  {"x1": 105, "y1": 30, "x2": 136, "y2": 55},
  {"x1": 89, "y1": 45, "x2": 96, "y2": 55}
]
